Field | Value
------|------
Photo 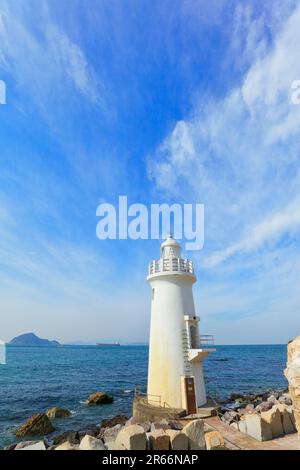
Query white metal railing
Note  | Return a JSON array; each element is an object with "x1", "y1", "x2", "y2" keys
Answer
[
  {"x1": 199, "y1": 335, "x2": 215, "y2": 347},
  {"x1": 148, "y1": 258, "x2": 194, "y2": 275}
]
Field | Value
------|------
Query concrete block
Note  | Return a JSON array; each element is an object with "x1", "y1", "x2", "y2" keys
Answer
[
  {"x1": 261, "y1": 407, "x2": 284, "y2": 438},
  {"x1": 165, "y1": 429, "x2": 188, "y2": 450},
  {"x1": 274, "y1": 404, "x2": 297, "y2": 434},
  {"x1": 244, "y1": 414, "x2": 272, "y2": 441},
  {"x1": 148, "y1": 429, "x2": 170, "y2": 450},
  {"x1": 115, "y1": 424, "x2": 147, "y2": 450},
  {"x1": 205, "y1": 431, "x2": 225, "y2": 450},
  {"x1": 182, "y1": 419, "x2": 205, "y2": 450}
]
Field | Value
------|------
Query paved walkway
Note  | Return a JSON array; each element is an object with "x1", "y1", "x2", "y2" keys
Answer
[{"x1": 204, "y1": 416, "x2": 299, "y2": 450}]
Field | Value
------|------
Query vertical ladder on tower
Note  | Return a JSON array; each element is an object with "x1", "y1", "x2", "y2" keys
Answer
[{"x1": 182, "y1": 328, "x2": 191, "y2": 376}]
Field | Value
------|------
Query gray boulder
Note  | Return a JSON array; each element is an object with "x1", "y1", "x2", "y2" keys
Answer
[
  {"x1": 278, "y1": 394, "x2": 292, "y2": 406},
  {"x1": 87, "y1": 391, "x2": 113, "y2": 406},
  {"x1": 255, "y1": 401, "x2": 273, "y2": 413},
  {"x1": 100, "y1": 424, "x2": 123, "y2": 443},
  {"x1": 17, "y1": 441, "x2": 46, "y2": 451},
  {"x1": 79, "y1": 435, "x2": 106, "y2": 450},
  {"x1": 46, "y1": 407, "x2": 71, "y2": 419}
]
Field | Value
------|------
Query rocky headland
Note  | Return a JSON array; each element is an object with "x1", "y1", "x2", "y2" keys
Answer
[{"x1": 9, "y1": 332, "x2": 60, "y2": 347}]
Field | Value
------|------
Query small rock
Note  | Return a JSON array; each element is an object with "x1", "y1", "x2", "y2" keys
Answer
[
  {"x1": 138, "y1": 422, "x2": 151, "y2": 433},
  {"x1": 235, "y1": 398, "x2": 245, "y2": 404},
  {"x1": 55, "y1": 441, "x2": 79, "y2": 450},
  {"x1": 15, "y1": 413, "x2": 55, "y2": 437},
  {"x1": 79, "y1": 425, "x2": 100, "y2": 439},
  {"x1": 205, "y1": 431, "x2": 225, "y2": 450},
  {"x1": 101, "y1": 415, "x2": 127, "y2": 428},
  {"x1": 182, "y1": 419, "x2": 205, "y2": 450},
  {"x1": 223, "y1": 410, "x2": 239, "y2": 423},
  {"x1": 115, "y1": 424, "x2": 147, "y2": 450},
  {"x1": 255, "y1": 401, "x2": 273, "y2": 413},
  {"x1": 125, "y1": 417, "x2": 151, "y2": 432},
  {"x1": 87, "y1": 391, "x2": 113, "y2": 406},
  {"x1": 168, "y1": 420, "x2": 183, "y2": 431},
  {"x1": 10, "y1": 441, "x2": 40, "y2": 450},
  {"x1": 14, "y1": 440, "x2": 44, "y2": 450},
  {"x1": 278, "y1": 394, "x2": 292, "y2": 406},
  {"x1": 105, "y1": 440, "x2": 119, "y2": 450},
  {"x1": 148, "y1": 430, "x2": 170, "y2": 450},
  {"x1": 17, "y1": 441, "x2": 46, "y2": 451},
  {"x1": 53, "y1": 431, "x2": 80, "y2": 446},
  {"x1": 229, "y1": 393, "x2": 243, "y2": 401},
  {"x1": 267, "y1": 395, "x2": 279, "y2": 406},
  {"x1": 150, "y1": 420, "x2": 170, "y2": 432},
  {"x1": 100, "y1": 424, "x2": 123, "y2": 443},
  {"x1": 5, "y1": 443, "x2": 17, "y2": 450},
  {"x1": 46, "y1": 407, "x2": 71, "y2": 420},
  {"x1": 244, "y1": 404, "x2": 255, "y2": 414},
  {"x1": 165, "y1": 429, "x2": 188, "y2": 450},
  {"x1": 79, "y1": 435, "x2": 106, "y2": 450}
]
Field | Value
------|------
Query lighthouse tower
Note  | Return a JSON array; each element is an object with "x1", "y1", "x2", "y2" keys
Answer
[{"x1": 147, "y1": 235, "x2": 214, "y2": 414}]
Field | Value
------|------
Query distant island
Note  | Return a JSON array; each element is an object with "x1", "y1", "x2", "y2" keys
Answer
[{"x1": 9, "y1": 333, "x2": 60, "y2": 347}]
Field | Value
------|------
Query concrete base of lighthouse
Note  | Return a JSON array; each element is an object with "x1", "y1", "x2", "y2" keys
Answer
[
  {"x1": 132, "y1": 395, "x2": 186, "y2": 423},
  {"x1": 132, "y1": 392, "x2": 218, "y2": 422}
]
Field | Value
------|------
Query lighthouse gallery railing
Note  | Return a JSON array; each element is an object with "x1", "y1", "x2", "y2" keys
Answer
[{"x1": 148, "y1": 258, "x2": 194, "y2": 276}]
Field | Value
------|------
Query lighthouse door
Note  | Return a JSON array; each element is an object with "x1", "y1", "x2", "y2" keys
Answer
[{"x1": 185, "y1": 377, "x2": 197, "y2": 414}]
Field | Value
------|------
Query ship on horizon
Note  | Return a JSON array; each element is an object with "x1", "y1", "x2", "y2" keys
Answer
[{"x1": 96, "y1": 341, "x2": 121, "y2": 347}]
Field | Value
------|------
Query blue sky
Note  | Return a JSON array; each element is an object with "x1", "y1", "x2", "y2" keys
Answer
[{"x1": 1, "y1": 0, "x2": 300, "y2": 344}]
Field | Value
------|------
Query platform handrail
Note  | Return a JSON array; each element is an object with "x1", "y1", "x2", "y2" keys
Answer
[
  {"x1": 199, "y1": 334, "x2": 214, "y2": 347},
  {"x1": 148, "y1": 257, "x2": 194, "y2": 276},
  {"x1": 134, "y1": 388, "x2": 173, "y2": 409}
]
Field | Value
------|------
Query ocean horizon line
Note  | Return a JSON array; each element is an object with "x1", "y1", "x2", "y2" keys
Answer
[{"x1": 5, "y1": 342, "x2": 287, "y2": 347}]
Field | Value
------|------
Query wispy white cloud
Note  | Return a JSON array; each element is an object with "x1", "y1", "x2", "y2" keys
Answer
[
  {"x1": 148, "y1": 2, "x2": 300, "y2": 340},
  {"x1": 0, "y1": 0, "x2": 106, "y2": 110},
  {"x1": 149, "y1": 3, "x2": 300, "y2": 255},
  {"x1": 204, "y1": 198, "x2": 300, "y2": 267}
]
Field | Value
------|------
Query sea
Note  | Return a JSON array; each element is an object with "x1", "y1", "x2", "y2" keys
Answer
[{"x1": 0, "y1": 344, "x2": 288, "y2": 449}]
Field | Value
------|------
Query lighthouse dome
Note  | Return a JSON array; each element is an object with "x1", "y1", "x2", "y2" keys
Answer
[{"x1": 161, "y1": 233, "x2": 181, "y2": 259}]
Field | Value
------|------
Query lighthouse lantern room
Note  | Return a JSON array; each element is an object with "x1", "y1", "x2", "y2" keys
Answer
[{"x1": 146, "y1": 234, "x2": 215, "y2": 415}]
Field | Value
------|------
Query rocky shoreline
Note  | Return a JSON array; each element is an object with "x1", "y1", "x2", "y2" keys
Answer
[
  {"x1": 3, "y1": 387, "x2": 296, "y2": 451},
  {"x1": 217, "y1": 388, "x2": 298, "y2": 442}
]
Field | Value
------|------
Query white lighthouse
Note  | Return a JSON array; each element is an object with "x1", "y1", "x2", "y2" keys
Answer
[{"x1": 147, "y1": 235, "x2": 214, "y2": 415}]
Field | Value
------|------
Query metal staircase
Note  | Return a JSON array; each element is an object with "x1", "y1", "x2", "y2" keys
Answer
[{"x1": 182, "y1": 328, "x2": 191, "y2": 376}]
